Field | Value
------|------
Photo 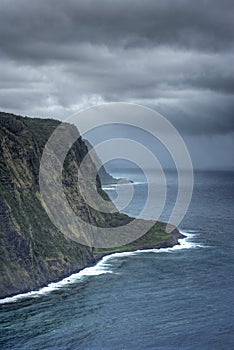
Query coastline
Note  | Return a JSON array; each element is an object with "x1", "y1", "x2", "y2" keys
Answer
[
  {"x1": 0, "y1": 113, "x2": 186, "y2": 302},
  {"x1": 0, "y1": 229, "x2": 188, "y2": 305},
  {"x1": 0, "y1": 113, "x2": 187, "y2": 305}
]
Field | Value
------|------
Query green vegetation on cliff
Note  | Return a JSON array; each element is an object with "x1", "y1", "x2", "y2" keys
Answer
[{"x1": 0, "y1": 112, "x2": 183, "y2": 298}]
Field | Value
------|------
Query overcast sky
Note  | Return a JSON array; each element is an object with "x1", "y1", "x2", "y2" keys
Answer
[{"x1": 0, "y1": 0, "x2": 233, "y2": 169}]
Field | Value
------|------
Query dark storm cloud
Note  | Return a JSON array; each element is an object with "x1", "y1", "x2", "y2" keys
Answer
[
  {"x1": 0, "y1": 0, "x2": 234, "y2": 58},
  {"x1": 0, "y1": 0, "x2": 233, "y2": 138}
]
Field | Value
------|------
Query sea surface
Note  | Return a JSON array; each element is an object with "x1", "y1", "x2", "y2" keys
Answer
[{"x1": 0, "y1": 170, "x2": 234, "y2": 349}]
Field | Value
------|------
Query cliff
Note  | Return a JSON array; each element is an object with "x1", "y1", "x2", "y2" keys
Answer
[
  {"x1": 0, "y1": 112, "x2": 183, "y2": 298},
  {"x1": 84, "y1": 138, "x2": 124, "y2": 185}
]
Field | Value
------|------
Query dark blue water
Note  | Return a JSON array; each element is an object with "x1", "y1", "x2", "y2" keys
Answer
[{"x1": 0, "y1": 170, "x2": 234, "y2": 349}]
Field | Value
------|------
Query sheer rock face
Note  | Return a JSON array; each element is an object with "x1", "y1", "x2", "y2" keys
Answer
[{"x1": 0, "y1": 112, "x2": 183, "y2": 299}]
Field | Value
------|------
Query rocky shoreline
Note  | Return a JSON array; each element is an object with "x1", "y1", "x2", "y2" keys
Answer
[{"x1": 92, "y1": 225, "x2": 185, "y2": 260}]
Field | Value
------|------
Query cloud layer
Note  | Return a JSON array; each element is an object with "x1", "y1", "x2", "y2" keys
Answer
[{"x1": 0, "y1": 0, "x2": 233, "y2": 145}]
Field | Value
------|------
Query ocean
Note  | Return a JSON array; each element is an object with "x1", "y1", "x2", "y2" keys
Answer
[{"x1": 0, "y1": 170, "x2": 234, "y2": 349}]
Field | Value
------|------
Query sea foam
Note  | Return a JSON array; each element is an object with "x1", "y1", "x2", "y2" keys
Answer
[
  {"x1": 0, "y1": 229, "x2": 202, "y2": 304},
  {"x1": 102, "y1": 181, "x2": 145, "y2": 191},
  {"x1": 0, "y1": 256, "x2": 113, "y2": 304}
]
